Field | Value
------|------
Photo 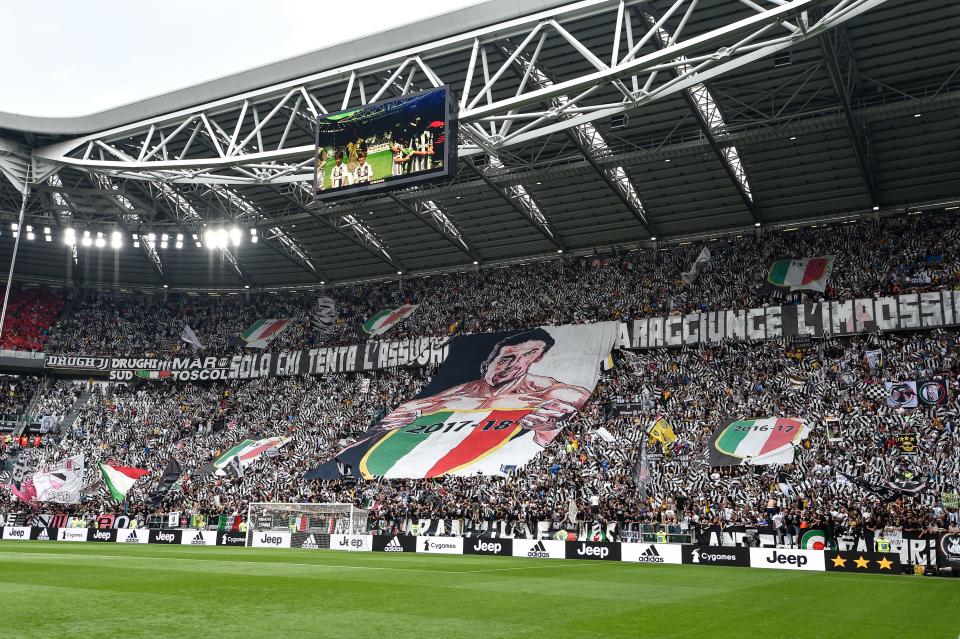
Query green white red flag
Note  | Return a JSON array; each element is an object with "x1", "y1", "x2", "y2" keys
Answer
[
  {"x1": 766, "y1": 256, "x2": 834, "y2": 292},
  {"x1": 363, "y1": 305, "x2": 418, "y2": 336},
  {"x1": 99, "y1": 463, "x2": 149, "y2": 501},
  {"x1": 241, "y1": 319, "x2": 291, "y2": 348}
]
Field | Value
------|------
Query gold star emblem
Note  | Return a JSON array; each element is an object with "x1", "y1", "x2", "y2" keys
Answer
[
  {"x1": 876, "y1": 556, "x2": 893, "y2": 570},
  {"x1": 854, "y1": 555, "x2": 870, "y2": 569},
  {"x1": 830, "y1": 555, "x2": 847, "y2": 568}
]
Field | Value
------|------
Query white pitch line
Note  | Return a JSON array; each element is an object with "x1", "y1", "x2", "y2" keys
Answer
[{"x1": 0, "y1": 551, "x2": 603, "y2": 575}]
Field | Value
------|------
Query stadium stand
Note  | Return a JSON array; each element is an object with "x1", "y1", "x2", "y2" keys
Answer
[{"x1": 1, "y1": 211, "x2": 957, "y2": 547}]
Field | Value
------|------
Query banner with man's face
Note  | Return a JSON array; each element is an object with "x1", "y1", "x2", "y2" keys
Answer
[{"x1": 305, "y1": 323, "x2": 619, "y2": 480}]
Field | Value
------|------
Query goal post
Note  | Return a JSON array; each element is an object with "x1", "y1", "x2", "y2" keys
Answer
[{"x1": 246, "y1": 502, "x2": 369, "y2": 549}]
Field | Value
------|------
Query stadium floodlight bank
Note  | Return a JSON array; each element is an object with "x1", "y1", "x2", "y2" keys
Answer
[{"x1": 246, "y1": 503, "x2": 368, "y2": 548}]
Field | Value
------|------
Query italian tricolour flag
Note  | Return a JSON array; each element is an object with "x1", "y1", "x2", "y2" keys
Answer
[
  {"x1": 135, "y1": 370, "x2": 171, "y2": 380},
  {"x1": 99, "y1": 463, "x2": 149, "y2": 501},
  {"x1": 360, "y1": 409, "x2": 529, "y2": 479},
  {"x1": 241, "y1": 319, "x2": 291, "y2": 348},
  {"x1": 714, "y1": 418, "x2": 807, "y2": 464},
  {"x1": 213, "y1": 436, "x2": 290, "y2": 472},
  {"x1": 362, "y1": 305, "x2": 418, "y2": 336},
  {"x1": 767, "y1": 256, "x2": 834, "y2": 292}
]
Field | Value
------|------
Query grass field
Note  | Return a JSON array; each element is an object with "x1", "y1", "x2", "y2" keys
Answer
[{"x1": 1, "y1": 541, "x2": 957, "y2": 638}]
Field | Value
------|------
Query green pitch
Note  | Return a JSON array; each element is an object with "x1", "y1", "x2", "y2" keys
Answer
[
  {"x1": 1, "y1": 542, "x2": 957, "y2": 639},
  {"x1": 319, "y1": 149, "x2": 394, "y2": 188}
]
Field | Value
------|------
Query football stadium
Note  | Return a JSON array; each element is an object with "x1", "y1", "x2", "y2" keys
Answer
[{"x1": 0, "y1": 0, "x2": 959, "y2": 637}]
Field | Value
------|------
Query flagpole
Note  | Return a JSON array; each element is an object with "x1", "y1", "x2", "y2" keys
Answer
[{"x1": 0, "y1": 175, "x2": 31, "y2": 342}]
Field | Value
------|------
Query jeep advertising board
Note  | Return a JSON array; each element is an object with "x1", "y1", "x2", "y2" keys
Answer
[
  {"x1": 620, "y1": 543, "x2": 683, "y2": 564},
  {"x1": 565, "y1": 541, "x2": 621, "y2": 561},
  {"x1": 3, "y1": 526, "x2": 34, "y2": 540},
  {"x1": 681, "y1": 545, "x2": 750, "y2": 567},
  {"x1": 251, "y1": 531, "x2": 291, "y2": 548},
  {"x1": 749, "y1": 548, "x2": 825, "y2": 571},
  {"x1": 149, "y1": 529, "x2": 182, "y2": 545},
  {"x1": 464, "y1": 538, "x2": 513, "y2": 556},
  {"x1": 417, "y1": 536, "x2": 464, "y2": 555},
  {"x1": 330, "y1": 534, "x2": 372, "y2": 552},
  {"x1": 86, "y1": 528, "x2": 118, "y2": 543}
]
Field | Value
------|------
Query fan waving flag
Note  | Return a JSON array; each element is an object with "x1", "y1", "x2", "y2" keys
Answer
[
  {"x1": 764, "y1": 256, "x2": 834, "y2": 292},
  {"x1": 241, "y1": 319, "x2": 290, "y2": 348},
  {"x1": 212, "y1": 436, "x2": 291, "y2": 475},
  {"x1": 363, "y1": 305, "x2": 418, "y2": 336},
  {"x1": 99, "y1": 463, "x2": 149, "y2": 501}
]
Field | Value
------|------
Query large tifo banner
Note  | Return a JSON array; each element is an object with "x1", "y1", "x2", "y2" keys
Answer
[
  {"x1": 44, "y1": 337, "x2": 449, "y2": 381},
  {"x1": 619, "y1": 291, "x2": 960, "y2": 349},
  {"x1": 306, "y1": 323, "x2": 619, "y2": 480}
]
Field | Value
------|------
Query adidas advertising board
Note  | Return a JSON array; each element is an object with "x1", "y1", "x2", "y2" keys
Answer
[
  {"x1": 464, "y1": 538, "x2": 513, "y2": 556},
  {"x1": 180, "y1": 530, "x2": 217, "y2": 546},
  {"x1": 330, "y1": 534, "x2": 373, "y2": 552},
  {"x1": 30, "y1": 527, "x2": 56, "y2": 541},
  {"x1": 299, "y1": 534, "x2": 321, "y2": 549},
  {"x1": 512, "y1": 539, "x2": 565, "y2": 559},
  {"x1": 148, "y1": 529, "x2": 182, "y2": 545},
  {"x1": 58, "y1": 528, "x2": 88, "y2": 542},
  {"x1": 681, "y1": 545, "x2": 750, "y2": 567},
  {"x1": 372, "y1": 534, "x2": 417, "y2": 553},
  {"x1": 749, "y1": 548, "x2": 825, "y2": 571},
  {"x1": 216, "y1": 531, "x2": 247, "y2": 547},
  {"x1": 620, "y1": 543, "x2": 683, "y2": 564},
  {"x1": 86, "y1": 528, "x2": 118, "y2": 543},
  {"x1": 117, "y1": 529, "x2": 149, "y2": 544},
  {"x1": 2, "y1": 526, "x2": 30, "y2": 540},
  {"x1": 417, "y1": 536, "x2": 464, "y2": 555},
  {"x1": 252, "y1": 531, "x2": 291, "y2": 548},
  {"x1": 565, "y1": 541, "x2": 621, "y2": 561}
]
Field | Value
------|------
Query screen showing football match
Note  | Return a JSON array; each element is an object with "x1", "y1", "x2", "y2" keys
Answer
[{"x1": 314, "y1": 87, "x2": 457, "y2": 200}]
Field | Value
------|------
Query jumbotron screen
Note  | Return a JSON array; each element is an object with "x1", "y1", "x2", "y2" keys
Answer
[{"x1": 313, "y1": 87, "x2": 458, "y2": 200}]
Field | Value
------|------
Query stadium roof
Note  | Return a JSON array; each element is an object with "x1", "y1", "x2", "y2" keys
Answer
[{"x1": 0, "y1": 0, "x2": 957, "y2": 291}]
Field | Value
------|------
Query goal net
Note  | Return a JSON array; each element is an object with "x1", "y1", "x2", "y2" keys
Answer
[{"x1": 246, "y1": 502, "x2": 369, "y2": 549}]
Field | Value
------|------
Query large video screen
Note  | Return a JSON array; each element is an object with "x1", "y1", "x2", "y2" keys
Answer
[{"x1": 314, "y1": 87, "x2": 457, "y2": 201}]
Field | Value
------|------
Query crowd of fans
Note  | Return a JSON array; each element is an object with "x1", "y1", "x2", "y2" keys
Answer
[
  {"x1": 0, "y1": 287, "x2": 64, "y2": 352},
  {"x1": 38, "y1": 212, "x2": 960, "y2": 356},
  {"x1": 0, "y1": 210, "x2": 958, "y2": 541}
]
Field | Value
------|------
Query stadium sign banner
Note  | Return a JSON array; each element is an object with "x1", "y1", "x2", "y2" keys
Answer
[
  {"x1": 330, "y1": 534, "x2": 373, "y2": 552},
  {"x1": 749, "y1": 548, "x2": 825, "y2": 571},
  {"x1": 306, "y1": 323, "x2": 619, "y2": 480},
  {"x1": 43, "y1": 338, "x2": 449, "y2": 381},
  {"x1": 216, "y1": 531, "x2": 247, "y2": 547},
  {"x1": 372, "y1": 534, "x2": 417, "y2": 553},
  {"x1": 181, "y1": 530, "x2": 218, "y2": 546},
  {"x1": 417, "y1": 536, "x2": 464, "y2": 555},
  {"x1": 619, "y1": 291, "x2": 960, "y2": 349},
  {"x1": 148, "y1": 529, "x2": 182, "y2": 545},
  {"x1": 30, "y1": 527, "x2": 56, "y2": 541},
  {"x1": 86, "y1": 528, "x2": 118, "y2": 543},
  {"x1": 682, "y1": 545, "x2": 750, "y2": 567},
  {"x1": 825, "y1": 551, "x2": 900, "y2": 573},
  {"x1": 117, "y1": 529, "x2": 149, "y2": 544},
  {"x1": 620, "y1": 542, "x2": 683, "y2": 564},
  {"x1": 464, "y1": 538, "x2": 513, "y2": 556},
  {"x1": 936, "y1": 532, "x2": 960, "y2": 569},
  {"x1": 565, "y1": 541, "x2": 621, "y2": 561},
  {"x1": 512, "y1": 539, "x2": 565, "y2": 559},
  {"x1": 251, "y1": 531, "x2": 291, "y2": 549},
  {"x1": 2, "y1": 526, "x2": 30, "y2": 540},
  {"x1": 57, "y1": 528, "x2": 88, "y2": 542}
]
